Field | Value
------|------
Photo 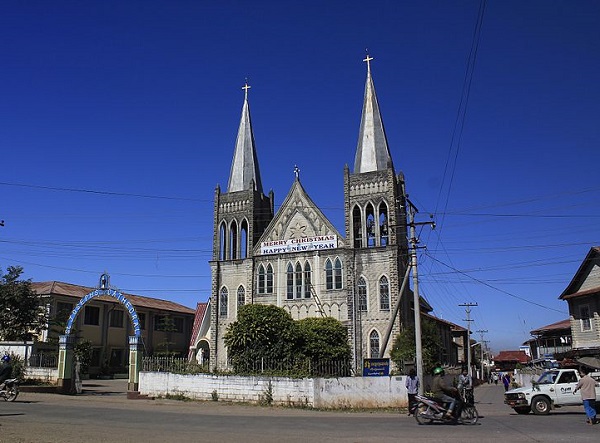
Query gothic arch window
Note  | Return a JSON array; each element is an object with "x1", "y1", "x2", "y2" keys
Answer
[
  {"x1": 325, "y1": 259, "x2": 333, "y2": 290},
  {"x1": 286, "y1": 263, "x2": 294, "y2": 300},
  {"x1": 358, "y1": 277, "x2": 367, "y2": 312},
  {"x1": 237, "y1": 285, "x2": 245, "y2": 307},
  {"x1": 365, "y1": 203, "x2": 376, "y2": 248},
  {"x1": 266, "y1": 264, "x2": 274, "y2": 294},
  {"x1": 229, "y1": 220, "x2": 238, "y2": 260},
  {"x1": 352, "y1": 205, "x2": 363, "y2": 248},
  {"x1": 219, "y1": 287, "x2": 228, "y2": 317},
  {"x1": 219, "y1": 222, "x2": 227, "y2": 261},
  {"x1": 240, "y1": 219, "x2": 248, "y2": 258},
  {"x1": 379, "y1": 276, "x2": 390, "y2": 311},
  {"x1": 304, "y1": 262, "x2": 311, "y2": 298},
  {"x1": 379, "y1": 202, "x2": 389, "y2": 247},
  {"x1": 295, "y1": 262, "x2": 302, "y2": 299},
  {"x1": 370, "y1": 330, "x2": 380, "y2": 358},
  {"x1": 257, "y1": 264, "x2": 266, "y2": 294},
  {"x1": 334, "y1": 258, "x2": 343, "y2": 289}
]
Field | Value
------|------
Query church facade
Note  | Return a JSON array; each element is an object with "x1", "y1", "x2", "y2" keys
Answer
[{"x1": 207, "y1": 58, "x2": 412, "y2": 372}]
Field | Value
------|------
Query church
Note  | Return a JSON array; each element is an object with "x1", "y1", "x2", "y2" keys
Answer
[{"x1": 198, "y1": 57, "x2": 416, "y2": 372}]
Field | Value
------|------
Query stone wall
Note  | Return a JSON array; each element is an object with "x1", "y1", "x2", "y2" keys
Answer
[{"x1": 139, "y1": 372, "x2": 408, "y2": 409}]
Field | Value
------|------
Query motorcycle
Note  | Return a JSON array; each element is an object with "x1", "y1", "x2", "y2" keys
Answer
[
  {"x1": 414, "y1": 392, "x2": 478, "y2": 425},
  {"x1": 0, "y1": 378, "x2": 20, "y2": 402}
]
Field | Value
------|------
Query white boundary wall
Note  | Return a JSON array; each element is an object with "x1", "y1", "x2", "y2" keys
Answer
[{"x1": 139, "y1": 372, "x2": 408, "y2": 409}]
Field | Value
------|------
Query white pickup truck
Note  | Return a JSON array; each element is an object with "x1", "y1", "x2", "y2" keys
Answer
[{"x1": 504, "y1": 368, "x2": 600, "y2": 415}]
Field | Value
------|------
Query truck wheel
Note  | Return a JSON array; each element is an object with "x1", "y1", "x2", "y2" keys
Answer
[
  {"x1": 531, "y1": 396, "x2": 551, "y2": 415},
  {"x1": 514, "y1": 407, "x2": 531, "y2": 415}
]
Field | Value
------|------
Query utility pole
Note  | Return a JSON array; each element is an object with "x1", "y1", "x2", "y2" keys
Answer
[
  {"x1": 406, "y1": 196, "x2": 434, "y2": 394},
  {"x1": 476, "y1": 329, "x2": 488, "y2": 381},
  {"x1": 459, "y1": 302, "x2": 477, "y2": 377}
]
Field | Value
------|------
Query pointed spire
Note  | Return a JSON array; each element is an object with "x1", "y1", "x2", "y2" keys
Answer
[
  {"x1": 353, "y1": 54, "x2": 393, "y2": 173},
  {"x1": 227, "y1": 80, "x2": 264, "y2": 193}
]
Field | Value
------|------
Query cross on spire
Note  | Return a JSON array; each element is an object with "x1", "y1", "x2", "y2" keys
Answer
[
  {"x1": 294, "y1": 165, "x2": 300, "y2": 180},
  {"x1": 242, "y1": 79, "x2": 251, "y2": 99},
  {"x1": 363, "y1": 52, "x2": 373, "y2": 74}
]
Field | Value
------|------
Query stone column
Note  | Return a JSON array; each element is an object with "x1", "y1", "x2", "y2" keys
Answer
[{"x1": 57, "y1": 334, "x2": 75, "y2": 394}]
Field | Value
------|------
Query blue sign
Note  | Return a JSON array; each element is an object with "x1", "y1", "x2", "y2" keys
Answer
[
  {"x1": 363, "y1": 358, "x2": 390, "y2": 376},
  {"x1": 65, "y1": 288, "x2": 141, "y2": 337}
]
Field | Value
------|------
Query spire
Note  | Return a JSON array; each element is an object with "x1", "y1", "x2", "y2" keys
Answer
[
  {"x1": 227, "y1": 81, "x2": 263, "y2": 193},
  {"x1": 353, "y1": 54, "x2": 393, "y2": 173}
]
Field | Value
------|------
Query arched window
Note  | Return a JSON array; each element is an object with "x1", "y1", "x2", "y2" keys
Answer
[
  {"x1": 379, "y1": 202, "x2": 389, "y2": 247},
  {"x1": 370, "y1": 330, "x2": 380, "y2": 358},
  {"x1": 295, "y1": 262, "x2": 302, "y2": 299},
  {"x1": 379, "y1": 276, "x2": 390, "y2": 310},
  {"x1": 229, "y1": 220, "x2": 238, "y2": 260},
  {"x1": 334, "y1": 258, "x2": 343, "y2": 289},
  {"x1": 286, "y1": 263, "x2": 294, "y2": 300},
  {"x1": 266, "y1": 264, "x2": 274, "y2": 294},
  {"x1": 237, "y1": 285, "x2": 245, "y2": 307},
  {"x1": 358, "y1": 277, "x2": 367, "y2": 311},
  {"x1": 304, "y1": 262, "x2": 311, "y2": 298},
  {"x1": 325, "y1": 259, "x2": 333, "y2": 290},
  {"x1": 219, "y1": 222, "x2": 227, "y2": 260},
  {"x1": 353, "y1": 205, "x2": 362, "y2": 248},
  {"x1": 240, "y1": 219, "x2": 248, "y2": 258},
  {"x1": 257, "y1": 264, "x2": 265, "y2": 294},
  {"x1": 219, "y1": 287, "x2": 228, "y2": 317},
  {"x1": 366, "y1": 203, "x2": 376, "y2": 248}
]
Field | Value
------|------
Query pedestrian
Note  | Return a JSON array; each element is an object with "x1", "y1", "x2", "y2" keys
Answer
[
  {"x1": 573, "y1": 366, "x2": 599, "y2": 425},
  {"x1": 502, "y1": 373, "x2": 511, "y2": 391},
  {"x1": 492, "y1": 372, "x2": 498, "y2": 385},
  {"x1": 405, "y1": 368, "x2": 419, "y2": 416}
]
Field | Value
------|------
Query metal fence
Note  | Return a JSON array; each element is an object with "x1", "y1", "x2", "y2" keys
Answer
[
  {"x1": 28, "y1": 353, "x2": 58, "y2": 368},
  {"x1": 141, "y1": 356, "x2": 352, "y2": 378},
  {"x1": 230, "y1": 358, "x2": 353, "y2": 378},
  {"x1": 142, "y1": 356, "x2": 208, "y2": 374}
]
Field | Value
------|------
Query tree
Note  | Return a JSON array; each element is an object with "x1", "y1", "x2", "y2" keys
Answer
[
  {"x1": 155, "y1": 314, "x2": 177, "y2": 356},
  {"x1": 0, "y1": 266, "x2": 47, "y2": 341},
  {"x1": 390, "y1": 318, "x2": 442, "y2": 374},
  {"x1": 296, "y1": 317, "x2": 351, "y2": 361},
  {"x1": 224, "y1": 304, "x2": 299, "y2": 371},
  {"x1": 296, "y1": 316, "x2": 352, "y2": 376}
]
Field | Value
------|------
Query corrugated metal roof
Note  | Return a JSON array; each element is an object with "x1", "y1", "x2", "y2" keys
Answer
[
  {"x1": 31, "y1": 281, "x2": 195, "y2": 314},
  {"x1": 530, "y1": 319, "x2": 571, "y2": 334}
]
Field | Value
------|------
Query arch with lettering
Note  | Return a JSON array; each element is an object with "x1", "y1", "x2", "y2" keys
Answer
[{"x1": 65, "y1": 288, "x2": 141, "y2": 337}]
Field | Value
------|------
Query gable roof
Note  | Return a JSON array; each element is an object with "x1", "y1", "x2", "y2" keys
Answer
[
  {"x1": 559, "y1": 246, "x2": 600, "y2": 300},
  {"x1": 31, "y1": 281, "x2": 195, "y2": 315},
  {"x1": 255, "y1": 177, "x2": 344, "y2": 252},
  {"x1": 494, "y1": 350, "x2": 530, "y2": 364},
  {"x1": 530, "y1": 319, "x2": 571, "y2": 335},
  {"x1": 189, "y1": 301, "x2": 209, "y2": 350}
]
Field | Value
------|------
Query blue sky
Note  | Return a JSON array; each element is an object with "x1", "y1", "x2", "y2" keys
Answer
[{"x1": 1, "y1": 1, "x2": 599, "y2": 353}]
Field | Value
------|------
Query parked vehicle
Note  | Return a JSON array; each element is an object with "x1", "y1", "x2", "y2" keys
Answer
[
  {"x1": 413, "y1": 393, "x2": 478, "y2": 425},
  {"x1": 0, "y1": 378, "x2": 19, "y2": 402},
  {"x1": 504, "y1": 368, "x2": 600, "y2": 415}
]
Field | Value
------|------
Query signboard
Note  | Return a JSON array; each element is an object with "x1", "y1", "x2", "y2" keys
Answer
[
  {"x1": 260, "y1": 235, "x2": 337, "y2": 255},
  {"x1": 363, "y1": 358, "x2": 390, "y2": 376},
  {"x1": 65, "y1": 287, "x2": 141, "y2": 337}
]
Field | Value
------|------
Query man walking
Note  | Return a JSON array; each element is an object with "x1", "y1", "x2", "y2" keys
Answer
[{"x1": 573, "y1": 366, "x2": 598, "y2": 425}]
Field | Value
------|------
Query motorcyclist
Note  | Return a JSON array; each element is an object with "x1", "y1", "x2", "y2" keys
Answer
[
  {"x1": 0, "y1": 354, "x2": 13, "y2": 390},
  {"x1": 431, "y1": 366, "x2": 459, "y2": 419}
]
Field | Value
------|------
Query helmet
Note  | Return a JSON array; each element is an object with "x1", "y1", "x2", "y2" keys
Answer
[{"x1": 433, "y1": 367, "x2": 445, "y2": 376}]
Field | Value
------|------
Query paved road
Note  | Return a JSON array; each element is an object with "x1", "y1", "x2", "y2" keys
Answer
[{"x1": 1, "y1": 380, "x2": 599, "y2": 442}]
